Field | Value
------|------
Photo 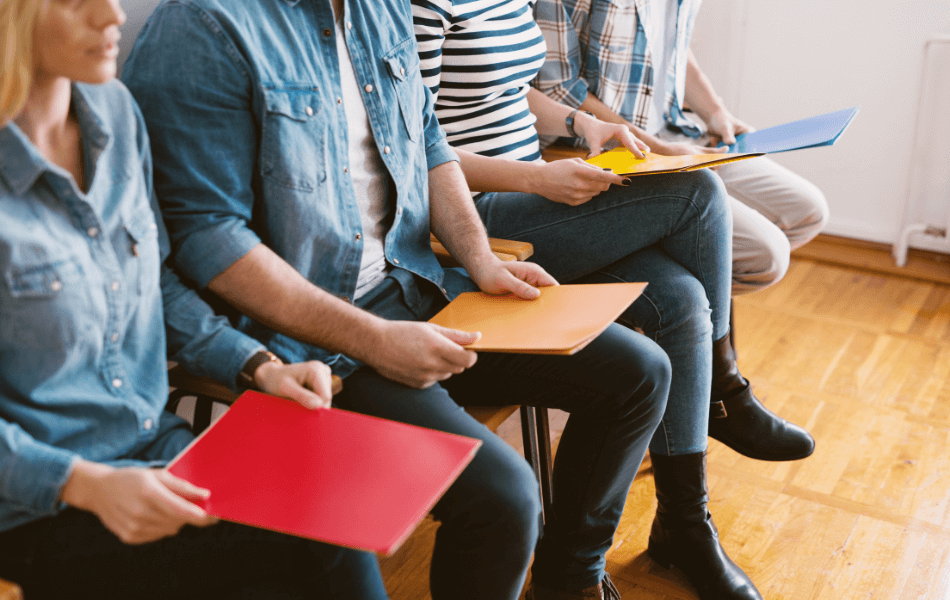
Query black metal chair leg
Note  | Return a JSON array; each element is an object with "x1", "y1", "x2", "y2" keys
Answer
[
  {"x1": 534, "y1": 406, "x2": 554, "y2": 520},
  {"x1": 520, "y1": 405, "x2": 554, "y2": 525}
]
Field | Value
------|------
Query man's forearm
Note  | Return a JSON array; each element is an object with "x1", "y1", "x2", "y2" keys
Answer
[
  {"x1": 684, "y1": 49, "x2": 727, "y2": 123},
  {"x1": 427, "y1": 160, "x2": 497, "y2": 275},
  {"x1": 206, "y1": 244, "x2": 388, "y2": 364},
  {"x1": 578, "y1": 94, "x2": 663, "y2": 149}
]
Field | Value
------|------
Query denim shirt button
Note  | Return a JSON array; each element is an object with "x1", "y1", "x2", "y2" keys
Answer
[
  {"x1": 50, "y1": 280, "x2": 63, "y2": 292},
  {"x1": 337, "y1": 98, "x2": 342, "y2": 104},
  {"x1": 346, "y1": 21, "x2": 352, "y2": 29},
  {"x1": 87, "y1": 227, "x2": 99, "y2": 238},
  {"x1": 364, "y1": 84, "x2": 374, "y2": 93},
  {"x1": 383, "y1": 146, "x2": 391, "y2": 154},
  {"x1": 111, "y1": 280, "x2": 120, "y2": 292},
  {"x1": 112, "y1": 378, "x2": 123, "y2": 388},
  {"x1": 110, "y1": 333, "x2": 119, "y2": 343},
  {"x1": 392, "y1": 258, "x2": 400, "y2": 265},
  {"x1": 400, "y1": 67, "x2": 405, "y2": 76},
  {"x1": 143, "y1": 418, "x2": 154, "y2": 431},
  {"x1": 323, "y1": 28, "x2": 332, "y2": 37},
  {"x1": 355, "y1": 233, "x2": 361, "y2": 240},
  {"x1": 305, "y1": 106, "x2": 314, "y2": 116}
]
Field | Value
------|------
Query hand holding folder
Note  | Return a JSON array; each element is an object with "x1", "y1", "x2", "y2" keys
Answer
[
  {"x1": 428, "y1": 283, "x2": 647, "y2": 355},
  {"x1": 717, "y1": 106, "x2": 860, "y2": 154},
  {"x1": 168, "y1": 391, "x2": 481, "y2": 555}
]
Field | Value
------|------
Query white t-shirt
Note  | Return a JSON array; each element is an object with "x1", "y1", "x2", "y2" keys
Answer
[
  {"x1": 647, "y1": 0, "x2": 680, "y2": 135},
  {"x1": 334, "y1": 15, "x2": 392, "y2": 300}
]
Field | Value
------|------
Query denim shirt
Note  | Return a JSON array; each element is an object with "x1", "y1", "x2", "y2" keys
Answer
[
  {"x1": 0, "y1": 81, "x2": 264, "y2": 532},
  {"x1": 123, "y1": 0, "x2": 472, "y2": 375}
]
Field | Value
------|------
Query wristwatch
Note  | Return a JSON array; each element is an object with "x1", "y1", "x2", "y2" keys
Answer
[
  {"x1": 565, "y1": 109, "x2": 593, "y2": 138},
  {"x1": 237, "y1": 350, "x2": 282, "y2": 391}
]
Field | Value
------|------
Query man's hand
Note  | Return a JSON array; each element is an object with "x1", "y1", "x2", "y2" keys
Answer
[
  {"x1": 61, "y1": 460, "x2": 217, "y2": 545},
  {"x1": 576, "y1": 112, "x2": 650, "y2": 158},
  {"x1": 254, "y1": 360, "x2": 334, "y2": 410},
  {"x1": 704, "y1": 107, "x2": 754, "y2": 147},
  {"x1": 469, "y1": 259, "x2": 559, "y2": 299},
  {"x1": 533, "y1": 158, "x2": 627, "y2": 206},
  {"x1": 366, "y1": 321, "x2": 481, "y2": 388}
]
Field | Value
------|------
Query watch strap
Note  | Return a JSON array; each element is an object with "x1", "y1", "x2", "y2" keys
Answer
[{"x1": 237, "y1": 350, "x2": 282, "y2": 391}]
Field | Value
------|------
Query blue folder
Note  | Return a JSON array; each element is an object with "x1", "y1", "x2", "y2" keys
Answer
[{"x1": 718, "y1": 106, "x2": 860, "y2": 154}]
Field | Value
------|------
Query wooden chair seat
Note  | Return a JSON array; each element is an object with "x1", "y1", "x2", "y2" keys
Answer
[{"x1": 0, "y1": 579, "x2": 22, "y2": 600}]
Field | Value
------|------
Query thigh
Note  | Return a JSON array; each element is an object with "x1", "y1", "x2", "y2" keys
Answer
[
  {"x1": 572, "y1": 245, "x2": 712, "y2": 336},
  {"x1": 444, "y1": 322, "x2": 671, "y2": 417},
  {"x1": 474, "y1": 170, "x2": 722, "y2": 283},
  {"x1": 333, "y1": 369, "x2": 540, "y2": 524},
  {"x1": 716, "y1": 156, "x2": 828, "y2": 245},
  {"x1": 7, "y1": 509, "x2": 384, "y2": 600}
]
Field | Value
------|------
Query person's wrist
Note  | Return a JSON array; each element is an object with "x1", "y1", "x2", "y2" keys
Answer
[
  {"x1": 573, "y1": 111, "x2": 596, "y2": 139},
  {"x1": 519, "y1": 160, "x2": 545, "y2": 194},
  {"x1": 61, "y1": 459, "x2": 113, "y2": 511},
  {"x1": 252, "y1": 358, "x2": 285, "y2": 390},
  {"x1": 239, "y1": 350, "x2": 282, "y2": 391}
]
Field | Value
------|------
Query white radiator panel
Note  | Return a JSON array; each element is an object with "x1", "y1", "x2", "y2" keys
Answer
[{"x1": 894, "y1": 37, "x2": 950, "y2": 265}]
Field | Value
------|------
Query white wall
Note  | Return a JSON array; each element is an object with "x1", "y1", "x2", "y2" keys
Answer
[
  {"x1": 117, "y1": 0, "x2": 163, "y2": 73},
  {"x1": 691, "y1": 0, "x2": 950, "y2": 248}
]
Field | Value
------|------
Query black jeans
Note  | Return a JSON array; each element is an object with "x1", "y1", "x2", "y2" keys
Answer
[
  {"x1": 336, "y1": 272, "x2": 671, "y2": 595},
  {"x1": 0, "y1": 508, "x2": 386, "y2": 600}
]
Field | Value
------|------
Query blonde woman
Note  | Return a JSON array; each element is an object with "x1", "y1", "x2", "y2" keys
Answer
[{"x1": 0, "y1": 1, "x2": 386, "y2": 598}]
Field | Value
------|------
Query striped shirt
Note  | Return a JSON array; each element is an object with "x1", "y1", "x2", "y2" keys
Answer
[
  {"x1": 533, "y1": 0, "x2": 703, "y2": 147},
  {"x1": 413, "y1": 0, "x2": 547, "y2": 162}
]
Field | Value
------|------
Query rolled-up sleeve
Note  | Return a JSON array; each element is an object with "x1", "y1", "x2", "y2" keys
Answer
[
  {"x1": 533, "y1": 0, "x2": 590, "y2": 108},
  {"x1": 122, "y1": 2, "x2": 262, "y2": 289},
  {"x1": 0, "y1": 417, "x2": 76, "y2": 519}
]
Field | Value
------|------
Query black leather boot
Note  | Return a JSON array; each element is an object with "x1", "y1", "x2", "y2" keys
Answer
[
  {"x1": 708, "y1": 333, "x2": 815, "y2": 461},
  {"x1": 647, "y1": 452, "x2": 762, "y2": 600}
]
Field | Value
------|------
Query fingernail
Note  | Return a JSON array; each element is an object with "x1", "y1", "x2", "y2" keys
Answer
[
  {"x1": 602, "y1": 167, "x2": 613, "y2": 172},
  {"x1": 621, "y1": 179, "x2": 631, "y2": 186}
]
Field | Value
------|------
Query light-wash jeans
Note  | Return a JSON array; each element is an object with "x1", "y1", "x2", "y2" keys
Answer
[{"x1": 476, "y1": 168, "x2": 732, "y2": 457}]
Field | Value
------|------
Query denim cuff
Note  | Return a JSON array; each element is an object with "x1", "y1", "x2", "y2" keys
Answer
[{"x1": 1, "y1": 442, "x2": 76, "y2": 518}]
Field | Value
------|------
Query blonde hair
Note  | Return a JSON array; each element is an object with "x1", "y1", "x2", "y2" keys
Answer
[{"x1": 0, "y1": 0, "x2": 43, "y2": 126}]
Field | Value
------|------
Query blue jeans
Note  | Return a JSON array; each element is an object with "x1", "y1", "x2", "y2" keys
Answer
[
  {"x1": 339, "y1": 271, "x2": 669, "y2": 594},
  {"x1": 0, "y1": 508, "x2": 386, "y2": 600},
  {"x1": 476, "y1": 169, "x2": 732, "y2": 457}
]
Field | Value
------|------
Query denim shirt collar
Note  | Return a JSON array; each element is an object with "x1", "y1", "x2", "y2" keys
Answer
[{"x1": 0, "y1": 83, "x2": 112, "y2": 197}]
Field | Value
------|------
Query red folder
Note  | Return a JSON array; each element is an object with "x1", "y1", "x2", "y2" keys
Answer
[{"x1": 168, "y1": 391, "x2": 481, "y2": 555}]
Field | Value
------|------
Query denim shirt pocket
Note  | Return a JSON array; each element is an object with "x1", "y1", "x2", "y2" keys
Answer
[
  {"x1": 123, "y1": 205, "x2": 161, "y2": 298},
  {"x1": 2, "y1": 256, "x2": 84, "y2": 349},
  {"x1": 383, "y1": 40, "x2": 423, "y2": 142},
  {"x1": 260, "y1": 85, "x2": 326, "y2": 192}
]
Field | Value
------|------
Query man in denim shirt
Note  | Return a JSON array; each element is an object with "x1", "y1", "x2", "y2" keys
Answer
[{"x1": 125, "y1": 0, "x2": 673, "y2": 597}]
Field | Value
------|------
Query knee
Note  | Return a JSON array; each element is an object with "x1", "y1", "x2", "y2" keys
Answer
[
  {"x1": 629, "y1": 271, "x2": 712, "y2": 341},
  {"x1": 732, "y1": 230, "x2": 790, "y2": 295},
  {"x1": 633, "y1": 340, "x2": 672, "y2": 423},
  {"x1": 689, "y1": 169, "x2": 731, "y2": 222},
  {"x1": 476, "y1": 451, "x2": 542, "y2": 544},
  {"x1": 786, "y1": 185, "x2": 830, "y2": 249}
]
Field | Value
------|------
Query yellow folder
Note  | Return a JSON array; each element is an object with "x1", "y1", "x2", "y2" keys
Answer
[
  {"x1": 428, "y1": 283, "x2": 646, "y2": 355},
  {"x1": 586, "y1": 147, "x2": 763, "y2": 176}
]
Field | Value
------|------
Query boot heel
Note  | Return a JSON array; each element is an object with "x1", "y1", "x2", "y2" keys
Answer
[{"x1": 646, "y1": 538, "x2": 674, "y2": 570}]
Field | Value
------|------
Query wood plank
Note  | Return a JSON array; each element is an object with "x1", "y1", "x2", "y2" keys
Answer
[{"x1": 792, "y1": 234, "x2": 950, "y2": 286}]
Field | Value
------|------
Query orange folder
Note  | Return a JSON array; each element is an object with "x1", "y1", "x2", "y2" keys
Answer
[
  {"x1": 167, "y1": 391, "x2": 481, "y2": 555},
  {"x1": 586, "y1": 147, "x2": 763, "y2": 176},
  {"x1": 428, "y1": 282, "x2": 646, "y2": 355}
]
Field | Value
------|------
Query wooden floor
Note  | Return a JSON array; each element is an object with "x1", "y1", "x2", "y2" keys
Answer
[{"x1": 380, "y1": 255, "x2": 950, "y2": 599}]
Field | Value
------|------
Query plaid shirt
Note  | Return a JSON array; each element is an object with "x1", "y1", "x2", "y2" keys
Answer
[{"x1": 533, "y1": 0, "x2": 703, "y2": 145}]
